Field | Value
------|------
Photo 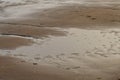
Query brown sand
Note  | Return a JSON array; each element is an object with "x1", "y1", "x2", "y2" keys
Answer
[
  {"x1": 0, "y1": 24, "x2": 66, "y2": 39},
  {"x1": 0, "y1": 4, "x2": 119, "y2": 50},
  {"x1": 13, "y1": 5, "x2": 120, "y2": 29},
  {"x1": 0, "y1": 36, "x2": 33, "y2": 49},
  {"x1": 0, "y1": 3, "x2": 120, "y2": 80},
  {"x1": 0, "y1": 4, "x2": 119, "y2": 49},
  {"x1": 0, "y1": 24, "x2": 66, "y2": 49},
  {"x1": 0, "y1": 56, "x2": 76, "y2": 80}
]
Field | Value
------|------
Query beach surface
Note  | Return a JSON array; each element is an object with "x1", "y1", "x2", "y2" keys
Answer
[
  {"x1": 0, "y1": 0, "x2": 120, "y2": 80},
  {"x1": 0, "y1": 56, "x2": 75, "y2": 80}
]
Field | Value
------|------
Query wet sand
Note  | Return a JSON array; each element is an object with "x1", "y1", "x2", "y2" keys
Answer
[
  {"x1": 0, "y1": 24, "x2": 66, "y2": 38},
  {"x1": 0, "y1": 23, "x2": 66, "y2": 49},
  {"x1": 0, "y1": 56, "x2": 75, "y2": 80},
  {"x1": 0, "y1": 0, "x2": 120, "y2": 80},
  {"x1": 0, "y1": 36, "x2": 33, "y2": 49},
  {"x1": 12, "y1": 4, "x2": 120, "y2": 29}
]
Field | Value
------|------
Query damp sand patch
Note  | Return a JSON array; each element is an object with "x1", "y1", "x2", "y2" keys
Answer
[
  {"x1": 3, "y1": 28, "x2": 120, "y2": 62},
  {"x1": 17, "y1": 5, "x2": 120, "y2": 29},
  {"x1": 0, "y1": 36, "x2": 33, "y2": 49},
  {"x1": 2, "y1": 28, "x2": 120, "y2": 80},
  {"x1": 0, "y1": 24, "x2": 67, "y2": 39},
  {"x1": 0, "y1": 24, "x2": 66, "y2": 50},
  {"x1": 0, "y1": 56, "x2": 75, "y2": 80}
]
